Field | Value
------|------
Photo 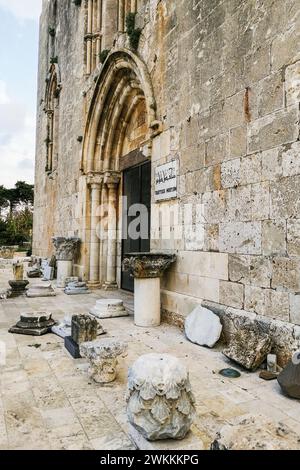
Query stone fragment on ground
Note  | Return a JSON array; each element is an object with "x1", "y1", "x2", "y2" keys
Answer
[
  {"x1": 211, "y1": 414, "x2": 300, "y2": 450},
  {"x1": 185, "y1": 306, "x2": 222, "y2": 348},
  {"x1": 223, "y1": 324, "x2": 272, "y2": 370},
  {"x1": 277, "y1": 351, "x2": 300, "y2": 399}
]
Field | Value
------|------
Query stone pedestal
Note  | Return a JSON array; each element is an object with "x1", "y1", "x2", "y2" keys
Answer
[
  {"x1": 135, "y1": 278, "x2": 160, "y2": 327},
  {"x1": 80, "y1": 339, "x2": 127, "y2": 384},
  {"x1": 126, "y1": 353, "x2": 195, "y2": 441},
  {"x1": 8, "y1": 280, "x2": 29, "y2": 298},
  {"x1": 122, "y1": 253, "x2": 176, "y2": 327},
  {"x1": 9, "y1": 312, "x2": 56, "y2": 336},
  {"x1": 89, "y1": 298, "x2": 128, "y2": 319},
  {"x1": 52, "y1": 236, "x2": 80, "y2": 288},
  {"x1": 26, "y1": 283, "x2": 56, "y2": 298}
]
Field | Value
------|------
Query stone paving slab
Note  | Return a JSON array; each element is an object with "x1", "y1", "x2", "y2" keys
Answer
[{"x1": 0, "y1": 276, "x2": 300, "y2": 449}]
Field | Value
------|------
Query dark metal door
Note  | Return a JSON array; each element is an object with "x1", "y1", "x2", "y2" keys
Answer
[{"x1": 121, "y1": 161, "x2": 151, "y2": 291}]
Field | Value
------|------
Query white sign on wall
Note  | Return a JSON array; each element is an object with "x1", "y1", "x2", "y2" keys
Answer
[{"x1": 155, "y1": 160, "x2": 178, "y2": 202}]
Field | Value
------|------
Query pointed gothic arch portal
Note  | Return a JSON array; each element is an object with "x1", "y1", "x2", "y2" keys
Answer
[{"x1": 82, "y1": 49, "x2": 157, "y2": 290}]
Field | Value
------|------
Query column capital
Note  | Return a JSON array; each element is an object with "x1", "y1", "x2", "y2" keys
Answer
[
  {"x1": 87, "y1": 173, "x2": 104, "y2": 188},
  {"x1": 104, "y1": 171, "x2": 121, "y2": 189}
]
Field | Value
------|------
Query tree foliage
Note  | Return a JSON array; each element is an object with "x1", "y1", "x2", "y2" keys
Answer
[{"x1": 0, "y1": 181, "x2": 34, "y2": 247}]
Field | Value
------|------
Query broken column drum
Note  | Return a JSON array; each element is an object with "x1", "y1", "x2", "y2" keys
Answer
[
  {"x1": 127, "y1": 353, "x2": 195, "y2": 441},
  {"x1": 122, "y1": 253, "x2": 176, "y2": 327},
  {"x1": 52, "y1": 237, "x2": 80, "y2": 288}
]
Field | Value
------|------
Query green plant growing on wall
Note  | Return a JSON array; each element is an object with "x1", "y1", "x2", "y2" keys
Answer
[
  {"x1": 72, "y1": 0, "x2": 82, "y2": 6},
  {"x1": 50, "y1": 56, "x2": 58, "y2": 64},
  {"x1": 99, "y1": 49, "x2": 110, "y2": 64},
  {"x1": 126, "y1": 12, "x2": 142, "y2": 51},
  {"x1": 48, "y1": 27, "x2": 56, "y2": 37}
]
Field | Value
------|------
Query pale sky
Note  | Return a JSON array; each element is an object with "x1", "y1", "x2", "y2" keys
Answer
[{"x1": 0, "y1": 0, "x2": 43, "y2": 188}]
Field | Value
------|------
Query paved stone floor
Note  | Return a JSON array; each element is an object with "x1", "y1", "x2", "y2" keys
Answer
[{"x1": 0, "y1": 268, "x2": 300, "y2": 450}]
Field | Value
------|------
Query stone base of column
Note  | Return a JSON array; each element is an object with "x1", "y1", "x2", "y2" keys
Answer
[
  {"x1": 87, "y1": 281, "x2": 102, "y2": 289},
  {"x1": 56, "y1": 260, "x2": 73, "y2": 288},
  {"x1": 134, "y1": 277, "x2": 161, "y2": 327},
  {"x1": 102, "y1": 281, "x2": 118, "y2": 291}
]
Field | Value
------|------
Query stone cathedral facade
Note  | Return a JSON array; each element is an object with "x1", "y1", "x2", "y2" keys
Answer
[{"x1": 34, "y1": 0, "x2": 300, "y2": 361}]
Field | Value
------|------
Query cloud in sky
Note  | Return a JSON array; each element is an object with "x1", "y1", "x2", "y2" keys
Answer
[
  {"x1": 0, "y1": 0, "x2": 43, "y2": 22},
  {"x1": 0, "y1": 3, "x2": 42, "y2": 187},
  {"x1": 0, "y1": 80, "x2": 35, "y2": 187}
]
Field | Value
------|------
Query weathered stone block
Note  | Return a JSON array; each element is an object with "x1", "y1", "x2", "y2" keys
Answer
[
  {"x1": 285, "y1": 60, "x2": 300, "y2": 106},
  {"x1": 271, "y1": 24, "x2": 300, "y2": 71},
  {"x1": 221, "y1": 158, "x2": 240, "y2": 188},
  {"x1": 229, "y1": 126, "x2": 247, "y2": 158},
  {"x1": 223, "y1": 324, "x2": 272, "y2": 371},
  {"x1": 249, "y1": 256, "x2": 272, "y2": 288},
  {"x1": 240, "y1": 154, "x2": 261, "y2": 185},
  {"x1": 225, "y1": 186, "x2": 252, "y2": 222},
  {"x1": 203, "y1": 190, "x2": 227, "y2": 224},
  {"x1": 245, "y1": 285, "x2": 289, "y2": 321},
  {"x1": 219, "y1": 281, "x2": 244, "y2": 309},
  {"x1": 257, "y1": 72, "x2": 284, "y2": 117},
  {"x1": 270, "y1": 175, "x2": 300, "y2": 219},
  {"x1": 287, "y1": 219, "x2": 300, "y2": 256},
  {"x1": 228, "y1": 254, "x2": 250, "y2": 284},
  {"x1": 248, "y1": 106, "x2": 298, "y2": 153},
  {"x1": 219, "y1": 222, "x2": 261, "y2": 254},
  {"x1": 272, "y1": 257, "x2": 300, "y2": 291},
  {"x1": 244, "y1": 46, "x2": 270, "y2": 83},
  {"x1": 290, "y1": 294, "x2": 300, "y2": 326},
  {"x1": 251, "y1": 182, "x2": 270, "y2": 220},
  {"x1": 262, "y1": 220, "x2": 286, "y2": 255},
  {"x1": 206, "y1": 134, "x2": 228, "y2": 165},
  {"x1": 282, "y1": 142, "x2": 300, "y2": 177},
  {"x1": 261, "y1": 147, "x2": 282, "y2": 181}
]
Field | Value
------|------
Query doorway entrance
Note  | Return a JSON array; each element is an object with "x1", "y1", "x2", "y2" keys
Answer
[{"x1": 121, "y1": 161, "x2": 151, "y2": 291}]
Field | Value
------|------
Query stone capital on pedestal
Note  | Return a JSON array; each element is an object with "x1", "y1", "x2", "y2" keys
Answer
[
  {"x1": 122, "y1": 252, "x2": 176, "y2": 279},
  {"x1": 52, "y1": 236, "x2": 80, "y2": 261}
]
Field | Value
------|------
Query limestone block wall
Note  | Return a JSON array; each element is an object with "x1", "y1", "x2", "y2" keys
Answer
[{"x1": 33, "y1": 0, "x2": 300, "y2": 329}]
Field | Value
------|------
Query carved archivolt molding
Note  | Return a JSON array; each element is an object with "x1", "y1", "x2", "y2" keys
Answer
[{"x1": 82, "y1": 49, "x2": 159, "y2": 174}]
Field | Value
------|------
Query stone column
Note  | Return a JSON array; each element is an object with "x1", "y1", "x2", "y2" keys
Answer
[
  {"x1": 99, "y1": 183, "x2": 108, "y2": 284},
  {"x1": 86, "y1": 0, "x2": 93, "y2": 74},
  {"x1": 52, "y1": 237, "x2": 80, "y2": 288},
  {"x1": 122, "y1": 253, "x2": 176, "y2": 327},
  {"x1": 88, "y1": 177, "x2": 103, "y2": 287},
  {"x1": 102, "y1": 0, "x2": 118, "y2": 49},
  {"x1": 103, "y1": 172, "x2": 120, "y2": 290}
]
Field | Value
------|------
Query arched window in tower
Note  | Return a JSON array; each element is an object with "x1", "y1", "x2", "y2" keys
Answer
[
  {"x1": 85, "y1": 0, "x2": 103, "y2": 74},
  {"x1": 45, "y1": 65, "x2": 61, "y2": 174}
]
